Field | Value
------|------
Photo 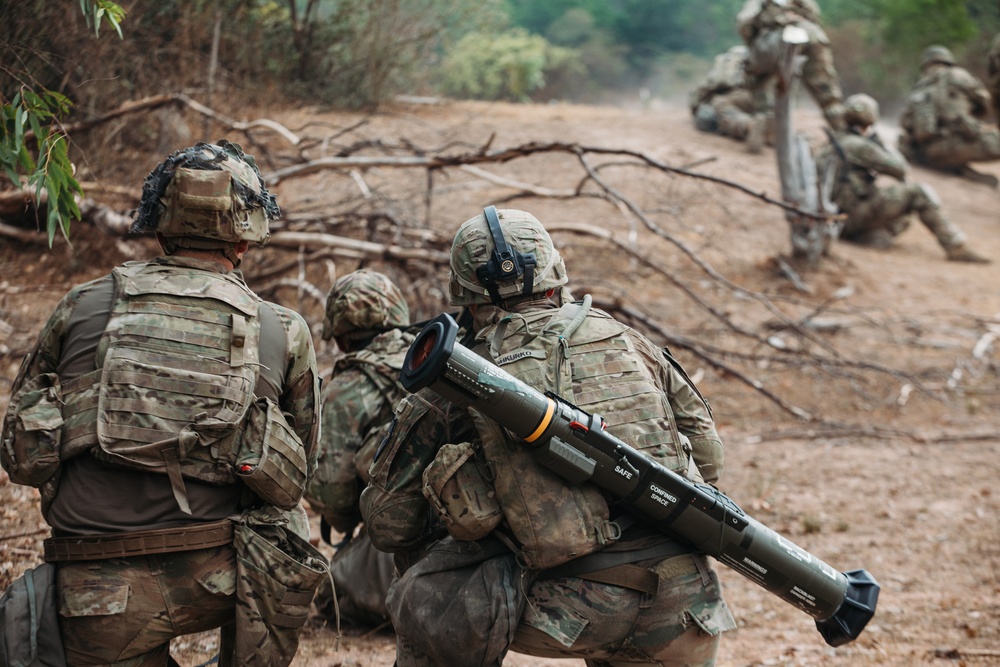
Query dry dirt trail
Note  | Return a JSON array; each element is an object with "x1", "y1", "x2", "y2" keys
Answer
[{"x1": 1, "y1": 97, "x2": 998, "y2": 667}]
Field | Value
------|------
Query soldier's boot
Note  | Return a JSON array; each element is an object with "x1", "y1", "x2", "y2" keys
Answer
[
  {"x1": 957, "y1": 165, "x2": 999, "y2": 188},
  {"x1": 945, "y1": 243, "x2": 991, "y2": 264}
]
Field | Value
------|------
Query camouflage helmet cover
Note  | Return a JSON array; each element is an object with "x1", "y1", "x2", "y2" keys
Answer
[
  {"x1": 843, "y1": 93, "x2": 879, "y2": 127},
  {"x1": 322, "y1": 269, "x2": 410, "y2": 341},
  {"x1": 448, "y1": 207, "x2": 568, "y2": 306},
  {"x1": 131, "y1": 140, "x2": 280, "y2": 247},
  {"x1": 921, "y1": 45, "x2": 955, "y2": 69}
]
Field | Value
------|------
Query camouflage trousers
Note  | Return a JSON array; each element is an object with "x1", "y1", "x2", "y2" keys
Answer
[
  {"x1": 839, "y1": 182, "x2": 965, "y2": 250},
  {"x1": 395, "y1": 553, "x2": 736, "y2": 667},
  {"x1": 694, "y1": 90, "x2": 765, "y2": 142},
  {"x1": 902, "y1": 126, "x2": 1000, "y2": 170},
  {"x1": 511, "y1": 554, "x2": 734, "y2": 667},
  {"x1": 746, "y1": 21, "x2": 844, "y2": 125},
  {"x1": 58, "y1": 546, "x2": 236, "y2": 667}
]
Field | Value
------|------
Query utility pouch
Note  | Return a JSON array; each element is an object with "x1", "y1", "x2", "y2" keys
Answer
[
  {"x1": 231, "y1": 509, "x2": 329, "y2": 667},
  {"x1": 235, "y1": 397, "x2": 308, "y2": 511},
  {"x1": 422, "y1": 442, "x2": 502, "y2": 542},
  {"x1": 2, "y1": 373, "x2": 64, "y2": 488}
]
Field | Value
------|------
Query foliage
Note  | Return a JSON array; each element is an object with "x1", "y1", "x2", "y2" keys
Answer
[
  {"x1": 316, "y1": 0, "x2": 500, "y2": 109},
  {"x1": 1, "y1": 1, "x2": 124, "y2": 246}
]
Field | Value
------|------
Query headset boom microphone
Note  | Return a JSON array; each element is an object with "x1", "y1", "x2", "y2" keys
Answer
[{"x1": 401, "y1": 313, "x2": 879, "y2": 648}]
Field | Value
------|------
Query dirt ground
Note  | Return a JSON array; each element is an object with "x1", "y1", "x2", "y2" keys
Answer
[{"x1": 1, "y1": 96, "x2": 998, "y2": 667}]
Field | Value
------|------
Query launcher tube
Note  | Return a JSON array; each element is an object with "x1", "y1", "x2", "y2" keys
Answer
[{"x1": 401, "y1": 314, "x2": 878, "y2": 647}]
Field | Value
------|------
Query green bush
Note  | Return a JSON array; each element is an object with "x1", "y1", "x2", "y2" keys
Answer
[{"x1": 439, "y1": 28, "x2": 576, "y2": 101}]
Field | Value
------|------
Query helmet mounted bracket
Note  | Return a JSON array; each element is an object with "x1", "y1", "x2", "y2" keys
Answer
[{"x1": 476, "y1": 205, "x2": 537, "y2": 304}]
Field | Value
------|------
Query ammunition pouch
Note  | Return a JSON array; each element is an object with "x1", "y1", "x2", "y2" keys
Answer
[
  {"x1": 2, "y1": 372, "x2": 64, "y2": 488},
  {"x1": 422, "y1": 441, "x2": 502, "y2": 541},
  {"x1": 235, "y1": 397, "x2": 308, "y2": 510}
]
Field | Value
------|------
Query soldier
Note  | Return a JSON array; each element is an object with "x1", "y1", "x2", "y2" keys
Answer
[
  {"x1": 985, "y1": 34, "x2": 1000, "y2": 128},
  {"x1": 737, "y1": 0, "x2": 846, "y2": 129},
  {"x1": 361, "y1": 207, "x2": 736, "y2": 666},
  {"x1": 898, "y1": 45, "x2": 1000, "y2": 187},
  {"x1": 1, "y1": 141, "x2": 323, "y2": 665},
  {"x1": 305, "y1": 269, "x2": 414, "y2": 627},
  {"x1": 817, "y1": 94, "x2": 989, "y2": 263},
  {"x1": 690, "y1": 45, "x2": 773, "y2": 153}
]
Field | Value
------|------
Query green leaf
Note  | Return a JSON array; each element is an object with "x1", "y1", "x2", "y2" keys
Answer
[{"x1": 14, "y1": 106, "x2": 26, "y2": 148}]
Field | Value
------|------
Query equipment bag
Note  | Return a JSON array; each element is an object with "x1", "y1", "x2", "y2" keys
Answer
[
  {"x1": 386, "y1": 535, "x2": 535, "y2": 667},
  {"x1": 0, "y1": 562, "x2": 66, "y2": 667},
  {"x1": 230, "y1": 509, "x2": 328, "y2": 667}
]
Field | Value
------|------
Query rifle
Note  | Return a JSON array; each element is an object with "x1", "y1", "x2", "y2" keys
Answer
[{"x1": 400, "y1": 313, "x2": 879, "y2": 648}]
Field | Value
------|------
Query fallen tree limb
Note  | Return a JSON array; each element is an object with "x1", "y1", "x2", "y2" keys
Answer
[{"x1": 267, "y1": 230, "x2": 450, "y2": 263}]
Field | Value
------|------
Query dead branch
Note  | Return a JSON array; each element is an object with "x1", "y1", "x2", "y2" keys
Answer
[
  {"x1": 267, "y1": 230, "x2": 450, "y2": 263},
  {"x1": 0, "y1": 220, "x2": 46, "y2": 245},
  {"x1": 592, "y1": 296, "x2": 815, "y2": 421},
  {"x1": 57, "y1": 95, "x2": 178, "y2": 135},
  {"x1": 260, "y1": 140, "x2": 834, "y2": 221}
]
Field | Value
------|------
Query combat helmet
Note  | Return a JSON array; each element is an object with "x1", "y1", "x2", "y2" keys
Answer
[
  {"x1": 131, "y1": 140, "x2": 280, "y2": 266},
  {"x1": 920, "y1": 45, "x2": 956, "y2": 70},
  {"x1": 322, "y1": 269, "x2": 410, "y2": 342},
  {"x1": 843, "y1": 93, "x2": 879, "y2": 128},
  {"x1": 449, "y1": 206, "x2": 567, "y2": 307}
]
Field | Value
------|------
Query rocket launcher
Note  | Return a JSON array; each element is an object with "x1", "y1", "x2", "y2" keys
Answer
[{"x1": 400, "y1": 313, "x2": 879, "y2": 648}]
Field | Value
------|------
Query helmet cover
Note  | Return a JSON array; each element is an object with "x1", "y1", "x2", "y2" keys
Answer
[
  {"x1": 448, "y1": 207, "x2": 567, "y2": 306},
  {"x1": 322, "y1": 269, "x2": 410, "y2": 341},
  {"x1": 131, "y1": 140, "x2": 279, "y2": 247},
  {"x1": 843, "y1": 93, "x2": 879, "y2": 127},
  {"x1": 920, "y1": 45, "x2": 955, "y2": 69}
]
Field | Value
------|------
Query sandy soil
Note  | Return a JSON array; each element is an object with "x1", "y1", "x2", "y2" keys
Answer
[{"x1": 1, "y1": 96, "x2": 998, "y2": 667}]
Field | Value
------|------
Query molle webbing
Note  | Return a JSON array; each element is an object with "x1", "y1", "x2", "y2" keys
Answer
[
  {"x1": 43, "y1": 518, "x2": 233, "y2": 562},
  {"x1": 94, "y1": 263, "x2": 263, "y2": 512}
]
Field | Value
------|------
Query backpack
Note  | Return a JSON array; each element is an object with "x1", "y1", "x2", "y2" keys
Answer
[
  {"x1": 0, "y1": 563, "x2": 66, "y2": 667},
  {"x1": 901, "y1": 70, "x2": 948, "y2": 142}
]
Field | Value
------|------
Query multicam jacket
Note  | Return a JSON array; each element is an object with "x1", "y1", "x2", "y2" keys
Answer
[
  {"x1": 305, "y1": 328, "x2": 414, "y2": 533},
  {"x1": 901, "y1": 64, "x2": 992, "y2": 143},
  {"x1": 817, "y1": 129, "x2": 908, "y2": 211}
]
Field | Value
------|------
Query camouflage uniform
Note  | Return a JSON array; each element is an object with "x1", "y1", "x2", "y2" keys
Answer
[
  {"x1": 818, "y1": 94, "x2": 988, "y2": 263},
  {"x1": 737, "y1": 0, "x2": 845, "y2": 129},
  {"x1": 1, "y1": 143, "x2": 321, "y2": 666},
  {"x1": 362, "y1": 208, "x2": 736, "y2": 667},
  {"x1": 305, "y1": 269, "x2": 413, "y2": 626},
  {"x1": 690, "y1": 45, "x2": 772, "y2": 151},
  {"x1": 898, "y1": 45, "x2": 1000, "y2": 179},
  {"x1": 987, "y1": 34, "x2": 1000, "y2": 127}
]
